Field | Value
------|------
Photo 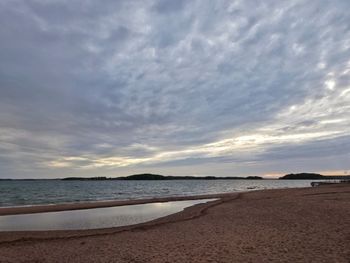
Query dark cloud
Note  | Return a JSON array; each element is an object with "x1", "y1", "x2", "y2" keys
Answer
[{"x1": 0, "y1": 0, "x2": 349, "y2": 178}]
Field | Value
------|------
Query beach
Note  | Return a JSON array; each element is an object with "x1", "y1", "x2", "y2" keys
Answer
[{"x1": 0, "y1": 184, "x2": 349, "y2": 262}]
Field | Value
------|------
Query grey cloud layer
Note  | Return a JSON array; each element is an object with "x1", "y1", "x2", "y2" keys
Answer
[{"x1": 0, "y1": 0, "x2": 349, "y2": 177}]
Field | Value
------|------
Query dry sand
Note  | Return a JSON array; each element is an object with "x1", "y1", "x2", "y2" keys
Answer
[{"x1": 0, "y1": 184, "x2": 349, "y2": 263}]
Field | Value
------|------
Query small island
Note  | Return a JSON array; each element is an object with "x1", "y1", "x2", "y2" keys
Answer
[
  {"x1": 279, "y1": 173, "x2": 350, "y2": 180},
  {"x1": 279, "y1": 173, "x2": 324, "y2": 180}
]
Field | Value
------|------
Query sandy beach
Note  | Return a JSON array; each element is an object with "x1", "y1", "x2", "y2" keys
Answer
[{"x1": 0, "y1": 184, "x2": 349, "y2": 263}]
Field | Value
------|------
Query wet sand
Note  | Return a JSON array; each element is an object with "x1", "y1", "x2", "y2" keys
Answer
[{"x1": 0, "y1": 184, "x2": 349, "y2": 262}]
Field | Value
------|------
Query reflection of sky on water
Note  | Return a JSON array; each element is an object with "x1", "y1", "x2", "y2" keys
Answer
[{"x1": 0, "y1": 199, "x2": 216, "y2": 231}]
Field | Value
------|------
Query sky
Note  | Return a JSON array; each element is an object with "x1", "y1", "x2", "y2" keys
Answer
[{"x1": 0, "y1": 0, "x2": 350, "y2": 179}]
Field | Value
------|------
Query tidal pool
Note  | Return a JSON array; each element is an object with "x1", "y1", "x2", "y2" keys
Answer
[{"x1": 0, "y1": 199, "x2": 216, "y2": 231}]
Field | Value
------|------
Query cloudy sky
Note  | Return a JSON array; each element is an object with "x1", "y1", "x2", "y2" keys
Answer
[{"x1": 0, "y1": 0, "x2": 350, "y2": 179}]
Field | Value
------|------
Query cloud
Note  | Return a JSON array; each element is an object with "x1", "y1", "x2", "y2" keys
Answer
[{"x1": 0, "y1": 0, "x2": 349, "y2": 178}]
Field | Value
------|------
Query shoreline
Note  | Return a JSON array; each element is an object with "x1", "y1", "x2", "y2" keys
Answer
[
  {"x1": 0, "y1": 184, "x2": 349, "y2": 262},
  {"x1": 0, "y1": 180, "x2": 323, "y2": 214},
  {"x1": 0, "y1": 192, "x2": 237, "y2": 216},
  {"x1": 0, "y1": 184, "x2": 350, "y2": 263},
  {"x1": 0, "y1": 193, "x2": 237, "y2": 244}
]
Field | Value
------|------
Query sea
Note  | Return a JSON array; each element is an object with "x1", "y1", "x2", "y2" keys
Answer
[{"x1": 0, "y1": 179, "x2": 317, "y2": 208}]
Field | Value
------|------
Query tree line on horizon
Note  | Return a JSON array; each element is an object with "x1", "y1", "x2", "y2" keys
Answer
[{"x1": 1, "y1": 173, "x2": 349, "y2": 181}]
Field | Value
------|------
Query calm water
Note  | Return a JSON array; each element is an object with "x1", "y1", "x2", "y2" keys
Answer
[
  {"x1": 0, "y1": 199, "x2": 216, "y2": 231},
  {"x1": 0, "y1": 180, "x2": 315, "y2": 207}
]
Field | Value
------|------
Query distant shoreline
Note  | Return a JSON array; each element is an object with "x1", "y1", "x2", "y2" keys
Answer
[
  {"x1": 0, "y1": 174, "x2": 264, "y2": 181},
  {"x1": 61, "y1": 174, "x2": 264, "y2": 181},
  {"x1": 1, "y1": 172, "x2": 349, "y2": 181}
]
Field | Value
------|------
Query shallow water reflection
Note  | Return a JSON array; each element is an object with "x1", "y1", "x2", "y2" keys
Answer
[{"x1": 0, "y1": 199, "x2": 216, "y2": 231}]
